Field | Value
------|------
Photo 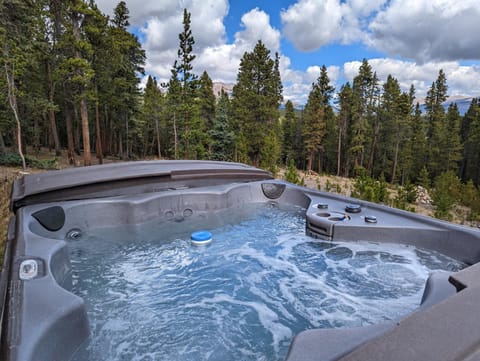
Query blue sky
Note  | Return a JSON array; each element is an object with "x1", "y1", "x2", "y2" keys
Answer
[
  {"x1": 225, "y1": 0, "x2": 384, "y2": 69},
  {"x1": 98, "y1": 0, "x2": 480, "y2": 104}
]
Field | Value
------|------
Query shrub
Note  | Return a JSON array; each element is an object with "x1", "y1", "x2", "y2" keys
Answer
[
  {"x1": 460, "y1": 180, "x2": 480, "y2": 222},
  {"x1": 285, "y1": 159, "x2": 300, "y2": 185},
  {"x1": 0, "y1": 153, "x2": 58, "y2": 169},
  {"x1": 351, "y1": 172, "x2": 389, "y2": 203},
  {"x1": 394, "y1": 182, "x2": 417, "y2": 210},
  {"x1": 431, "y1": 171, "x2": 461, "y2": 220},
  {"x1": 460, "y1": 180, "x2": 479, "y2": 209},
  {"x1": 325, "y1": 179, "x2": 332, "y2": 191},
  {"x1": 417, "y1": 166, "x2": 431, "y2": 189}
]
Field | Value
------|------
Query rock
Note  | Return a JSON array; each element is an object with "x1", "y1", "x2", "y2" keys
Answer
[{"x1": 416, "y1": 185, "x2": 432, "y2": 205}]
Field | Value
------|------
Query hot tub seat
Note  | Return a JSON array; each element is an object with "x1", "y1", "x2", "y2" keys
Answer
[
  {"x1": 285, "y1": 271, "x2": 458, "y2": 361},
  {"x1": 285, "y1": 323, "x2": 395, "y2": 361}
]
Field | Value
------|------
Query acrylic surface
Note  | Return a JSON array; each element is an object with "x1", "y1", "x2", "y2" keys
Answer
[{"x1": 69, "y1": 205, "x2": 465, "y2": 361}]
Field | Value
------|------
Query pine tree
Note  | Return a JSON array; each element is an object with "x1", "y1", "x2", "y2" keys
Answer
[
  {"x1": 111, "y1": 1, "x2": 129, "y2": 28},
  {"x1": 282, "y1": 100, "x2": 298, "y2": 164},
  {"x1": 318, "y1": 65, "x2": 335, "y2": 106},
  {"x1": 300, "y1": 65, "x2": 336, "y2": 173},
  {"x1": 350, "y1": 59, "x2": 380, "y2": 173},
  {"x1": 461, "y1": 98, "x2": 480, "y2": 184},
  {"x1": 0, "y1": 0, "x2": 40, "y2": 168},
  {"x1": 425, "y1": 69, "x2": 449, "y2": 178},
  {"x1": 140, "y1": 76, "x2": 164, "y2": 157},
  {"x1": 83, "y1": 1, "x2": 109, "y2": 163},
  {"x1": 165, "y1": 67, "x2": 182, "y2": 159},
  {"x1": 198, "y1": 71, "x2": 215, "y2": 128},
  {"x1": 260, "y1": 126, "x2": 281, "y2": 174},
  {"x1": 0, "y1": 0, "x2": 148, "y2": 165},
  {"x1": 391, "y1": 92, "x2": 412, "y2": 183},
  {"x1": 177, "y1": 9, "x2": 197, "y2": 95},
  {"x1": 198, "y1": 71, "x2": 215, "y2": 155},
  {"x1": 336, "y1": 82, "x2": 353, "y2": 176},
  {"x1": 231, "y1": 40, "x2": 282, "y2": 168},
  {"x1": 107, "y1": 1, "x2": 145, "y2": 159},
  {"x1": 375, "y1": 75, "x2": 410, "y2": 183},
  {"x1": 43, "y1": 0, "x2": 77, "y2": 162},
  {"x1": 38, "y1": 0, "x2": 65, "y2": 157},
  {"x1": 69, "y1": 0, "x2": 95, "y2": 165},
  {"x1": 318, "y1": 65, "x2": 337, "y2": 174},
  {"x1": 208, "y1": 90, "x2": 234, "y2": 161},
  {"x1": 409, "y1": 103, "x2": 428, "y2": 181},
  {"x1": 398, "y1": 87, "x2": 423, "y2": 184},
  {"x1": 425, "y1": 69, "x2": 448, "y2": 125},
  {"x1": 170, "y1": 8, "x2": 203, "y2": 159},
  {"x1": 443, "y1": 103, "x2": 462, "y2": 173},
  {"x1": 303, "y1": 79, "x2": 326, "y2": 172}
]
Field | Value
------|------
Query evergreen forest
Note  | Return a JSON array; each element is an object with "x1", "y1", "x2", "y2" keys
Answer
[{"x1": 1, "y1": 1, "x2": 480, "y2": 220}]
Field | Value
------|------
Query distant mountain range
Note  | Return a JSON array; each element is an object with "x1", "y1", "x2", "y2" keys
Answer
[
  {"x1": 212, "y1": 82, "x2": 234, "y2": 97},
  {"x1": 417, "y1": 95, "x2": 478, "y2": 116}
]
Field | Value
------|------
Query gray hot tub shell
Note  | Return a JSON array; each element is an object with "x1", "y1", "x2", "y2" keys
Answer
[{"x1": 2, "y1": 160, "x2": 480, "y2": 361}]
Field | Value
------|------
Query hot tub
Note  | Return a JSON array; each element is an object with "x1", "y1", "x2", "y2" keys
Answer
[{"x1": 2, "y1": 161, "x2": 480, "y2": 361}]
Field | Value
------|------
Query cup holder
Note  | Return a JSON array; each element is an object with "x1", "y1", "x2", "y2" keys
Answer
[
  {"x1": 311, "y1": 211, "x2": 350, "y2": 223},
  {"x1": 328, "y1": 216, "x2": 346, "y2": 221}
]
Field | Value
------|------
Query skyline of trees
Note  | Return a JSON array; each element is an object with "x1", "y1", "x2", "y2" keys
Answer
[{"x1": 1, "y1": 1, "x2": 480, "y2": 192}]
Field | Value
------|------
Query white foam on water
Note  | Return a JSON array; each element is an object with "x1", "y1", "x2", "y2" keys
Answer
[
  {"x1": 187, "y1": 293, "x2": 293, "y2": 354},
  {"x1": 69, "y1": 204, "x2": 465, "y2": 361}
]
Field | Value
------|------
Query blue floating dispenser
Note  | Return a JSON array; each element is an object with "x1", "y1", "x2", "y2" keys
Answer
[{"x1": 191, "y1": 231, "x2": 212, "y2": 246}]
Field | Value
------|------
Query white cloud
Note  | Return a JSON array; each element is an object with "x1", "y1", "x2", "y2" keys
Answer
[
  {"x1": 96, "y1": 0, "x2": 174, "y2": 24},
  {"x1": 368, "y1": 0, "x2": 480, "y2": 62},
  {"x1": 305, "y1": 66, "x2": 321, "y2": 84},
  {"x1": 327, "y1": 66, "x2": 340, "y2": 85},
  {"x1": 280, "y1": 0, "x2": 389, "y2": 51},
  {"x1": 235, "y1": 8, "x2": 281, "y2": 54},
  {"x1": 281, "y1": 0, "x2": 346, "y2": 51},
  {"x1": 343, "y1": 59, "x2": 480, "y2": 98},
  {"x1": 141, "y1": 18, "x2": 180, "y2": 54},
  {"x1": 281, "y1": 0, "x2": 480, "y2": 63},
  {"x1": 97, "y1": 0, "x2": 225, "y2": 39},
  {"x1": 347, "y1": 0, "x2": 387, "y2": 17},
  {"x1": 194, "y1": 44, "x2": 240, "y2": 82},
  {"x1": 281, "y1": 57, "x2": 312, "y2": 104}
]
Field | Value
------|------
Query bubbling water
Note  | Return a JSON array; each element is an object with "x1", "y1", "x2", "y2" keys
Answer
[{"x1": 69, "y1": 204, "x2": 465, "y2": 361}]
